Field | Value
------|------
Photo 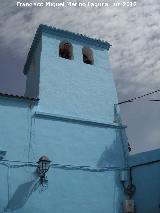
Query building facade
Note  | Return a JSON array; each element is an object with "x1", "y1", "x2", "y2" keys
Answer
[
  {"x1": 2, "y1": 24, "x2": 159, "y2": 213},
  {"x1": 129, "y1": 148, "x2": 160, "y2": 212}
]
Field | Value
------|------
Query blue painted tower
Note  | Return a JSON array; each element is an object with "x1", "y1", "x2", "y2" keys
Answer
[{"x1": 0, "y1": 25, "x2": 129, "y2": 213}]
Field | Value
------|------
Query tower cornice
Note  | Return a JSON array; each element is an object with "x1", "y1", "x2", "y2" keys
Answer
[{"x1": 23, "y1": 24, "x2": 111, "y2": 75}]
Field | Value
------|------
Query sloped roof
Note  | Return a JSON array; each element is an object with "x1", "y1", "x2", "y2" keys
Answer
[
  {"x1": 23, "y1": 24, "x2": 111, "y2": 74},
  {"x1": 0, "y1": 92, "x2": 39, "y2": 101}
]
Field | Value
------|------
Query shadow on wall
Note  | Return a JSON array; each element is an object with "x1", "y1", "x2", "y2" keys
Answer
[
  {"x1": 3, "y1": 178, "x2": 39, "y2": 212},
  {"x1": 97, "y1": 139, "x2": 122, "y2": 168},
  {"x1": 97, "y1": 132, "x2": 126, "y2": 213}
]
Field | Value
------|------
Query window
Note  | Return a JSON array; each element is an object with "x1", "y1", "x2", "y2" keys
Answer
[
  {"x1": 82, "y1": 47, "x2": 94, "y2": 65},
  {"x1": 59, "y1": 41, "x2": 73, "y2": 60}
]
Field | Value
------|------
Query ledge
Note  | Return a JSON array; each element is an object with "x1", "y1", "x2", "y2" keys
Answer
[
  {"x1": 129, "y1": 148, "x2": 160, "y2": 167},
  {"x1": 34, "y1": 111, "x2": 127, "y2": 129}
]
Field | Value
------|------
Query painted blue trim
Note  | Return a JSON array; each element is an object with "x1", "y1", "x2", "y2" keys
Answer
[
  {"x1": 34, "y1": 111, "x2": 127, "y2": 129},
  {"x1": 129, "y1": 149, "x2": 160, "y2": 167}
]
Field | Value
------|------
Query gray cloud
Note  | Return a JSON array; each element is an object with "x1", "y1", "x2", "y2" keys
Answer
[{"x1": 0, "y1": 0, "x2": 160, "y2": 153}]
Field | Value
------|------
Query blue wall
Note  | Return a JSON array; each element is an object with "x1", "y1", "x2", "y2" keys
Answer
[
  {"x1": 0, "y1": 26, "x2": 128, "y2": 213},
  {"x1": 129, "y1": 149, "x2": 160, "y2": 213},
  {"x1": 37, "y1": 31, "x2": 118, "y2": 124},
  {"x1": 0, "y1": 97, "x2": 128, "y2": 213}
]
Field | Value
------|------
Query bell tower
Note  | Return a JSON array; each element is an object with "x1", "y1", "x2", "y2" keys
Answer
[
  {"x1": 23, "y1": 24, "x2": 128, "y2": 213},
  {"x1": 24, "y1": 24, "x2": 119, "y2": 124}
]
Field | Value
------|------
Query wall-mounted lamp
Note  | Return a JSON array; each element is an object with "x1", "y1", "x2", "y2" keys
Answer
[{"x1": 37, "y1": 156, "x2": 51, "y2": 185}]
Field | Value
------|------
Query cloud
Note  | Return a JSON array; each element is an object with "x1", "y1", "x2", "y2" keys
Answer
[{"x1": 0, "y1": 0, "x2": 160, "y2": 152}]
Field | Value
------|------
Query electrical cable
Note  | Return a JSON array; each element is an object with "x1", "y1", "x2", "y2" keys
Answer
[
  {"x1": 0, "y1": 160, "x2": 128, "y2": 172},
  {"x1": 117, "y1": 89, "x2": 160, "y2": 105}
]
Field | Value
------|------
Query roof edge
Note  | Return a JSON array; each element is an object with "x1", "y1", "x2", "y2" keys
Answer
[
  {"x1": 129, "y1": 148, "x2": 160, "y2": 167},
  {"x1": 23, "y1": 24, "x2": 111, "y2": 75},
  {"x1": 40, "y1": 24, "x2": 111, "y2": 48},
  {"x1": 0, "y1": 92, "x2": 39, "y2": 101}
]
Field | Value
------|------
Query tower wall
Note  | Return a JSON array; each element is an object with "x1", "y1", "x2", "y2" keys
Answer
[
  {"x1": 0, "y1": 26, "x2": 129, "y2": 213},
  {"x1": 37, "y1": 32, "x2": 118, "y2": 124}
]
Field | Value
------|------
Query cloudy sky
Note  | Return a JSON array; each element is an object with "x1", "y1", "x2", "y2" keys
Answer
[{"x1": 0, "y1": 0, "x2": 160, "y2": 154}]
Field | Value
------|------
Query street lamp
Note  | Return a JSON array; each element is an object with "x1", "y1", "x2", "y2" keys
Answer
[{"x1": 37, "y1": 156, "x2": 51, "y2": 185}]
